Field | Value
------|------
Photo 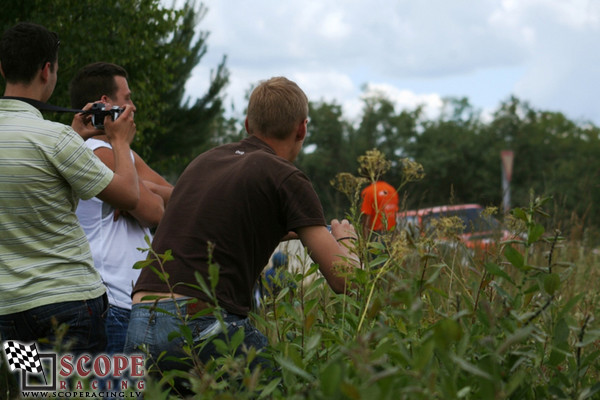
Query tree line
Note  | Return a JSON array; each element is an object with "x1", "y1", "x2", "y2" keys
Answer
[
  {"x1": 2, "y1": 1, "x2": 599, "y2": 241},
  {"x1": 299, "y1": 94, "x2": 600, "y2": 241}
]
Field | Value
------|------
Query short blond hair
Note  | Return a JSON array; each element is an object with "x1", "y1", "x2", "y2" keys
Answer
[{"x1": 246, "y1": 77, "x2": 308, "y2": 140}]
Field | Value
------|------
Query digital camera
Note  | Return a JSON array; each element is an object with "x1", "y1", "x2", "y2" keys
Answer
[{"x1": 87, "y1": 102, "x2": 124, "y2": 130}]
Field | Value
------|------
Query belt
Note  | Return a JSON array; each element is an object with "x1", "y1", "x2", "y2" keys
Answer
[{"x1": 186, "y1": 299, "x2": 214, "y2": 316}]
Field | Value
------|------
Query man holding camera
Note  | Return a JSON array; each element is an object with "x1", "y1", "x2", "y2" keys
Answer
[
  {"x1": 0, "y1": 23, "x2": 139, "y2": 354},
  {"x1": 69, "y1": 62, "x2": 173, "y2": 355}
]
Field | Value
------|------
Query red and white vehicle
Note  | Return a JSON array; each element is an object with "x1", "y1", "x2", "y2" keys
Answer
[{"x1": 398, "y1": 204, "x2": 512, "y2": 251}]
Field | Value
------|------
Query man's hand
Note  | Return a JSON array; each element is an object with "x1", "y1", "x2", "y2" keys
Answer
[
  {"x1": 95, "y1": 103, "x2": 139, "y2": 211},
  {"x1": 330, "y1": 219, "x2": 358, "y2": 241},
  {"x1": 113, "y1": 209, "x2": 132, "y2": 222},
  {"x1": 71, "y1": 102, "x2": 104, "y2": 140},
  {"x1": 104, "y1": 104, "x2": 136, "y2": 145}
]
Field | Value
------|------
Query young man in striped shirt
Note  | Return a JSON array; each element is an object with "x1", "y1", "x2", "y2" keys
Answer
[{"x1": 0, "y1": 22, "x2": 139, "y2": 355}]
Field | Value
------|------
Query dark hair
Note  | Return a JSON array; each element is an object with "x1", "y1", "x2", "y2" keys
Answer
[
  {"x1": 69, "y1": 62, "x2": 129, "y2": 109},
  {"x1": 0, "y1": 22, "x2": 59, "y2": 84}
]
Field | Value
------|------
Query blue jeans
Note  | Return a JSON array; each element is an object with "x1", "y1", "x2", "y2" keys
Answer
[
  {"x1": 0, "y1": 295, "x2": 107, "y2": 355},
  {"x1": 124, "y1": 298, "x2": 270, "y2": 388},
  {"x1": 105, "y1": 305, "x2": 131, "y2": 354},
  {"x1": 96, "y1": 305, "x2": 131, "y2": 392}
]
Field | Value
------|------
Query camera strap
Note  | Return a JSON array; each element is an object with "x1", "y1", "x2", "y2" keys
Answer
[{"x1": 0, "y1": 96, "x2": 85, "y2": 114}]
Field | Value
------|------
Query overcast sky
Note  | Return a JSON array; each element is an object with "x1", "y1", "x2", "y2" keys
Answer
[{"x1": 184, "y1": 0, "x2": 600, "y2": 125}]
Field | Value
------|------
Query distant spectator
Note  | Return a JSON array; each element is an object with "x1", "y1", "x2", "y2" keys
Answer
[
  {"x1": 361, "y1": 181, "x2": 399, "y2": 234},
  {"x1": 264, "y1": 251, "x2": 290, "y2": 294}
]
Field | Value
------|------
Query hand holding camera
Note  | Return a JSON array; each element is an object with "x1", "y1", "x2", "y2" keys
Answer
[
  {"x1": 102, "y1": 103, "x2": 136, "y2": 146},
  {"x1": 86, "y1": 102, "x2": 125, "y2": 130},
  {"x1": 71, "y1": 102, "x2": 129, "y2": 140}
]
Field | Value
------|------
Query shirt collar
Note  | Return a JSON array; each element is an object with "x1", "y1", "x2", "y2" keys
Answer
[
  {"x1": 243, "y1": 134, "x2": 277, "y2": 155},
  {"x1": 0, "y1": 98, "x2": 44, "y2": 119}
]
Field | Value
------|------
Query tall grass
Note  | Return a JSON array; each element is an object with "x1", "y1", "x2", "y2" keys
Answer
[
  {"x1": 135, "y1": 150, "x2": 600, "y2": 399},
  {"x1": 4, "y1": 150, "x2": 599, "y2": 399}
]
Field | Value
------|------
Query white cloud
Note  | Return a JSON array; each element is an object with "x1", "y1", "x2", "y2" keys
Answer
[
  {"x1": 316, "y1": 11, "x2": 351, "y2": 40},
  {"x1": 502, "y1": 0, "x2": 600, "y2": 122},
  {"x1": 294, "y1": 71, "x2": 356, "y2": 107},
  {"x1": 184, "y1": 0, "x2": 600, "y2": 125},
  {"x1": 362, "y1": 83, "x2": 444, "y2": 120}
]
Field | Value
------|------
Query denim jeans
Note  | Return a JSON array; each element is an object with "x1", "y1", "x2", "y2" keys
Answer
[
  {"x1": 105, "y1": 305, "x2": 131, "y2": 354},
  {"x1": 124, "y1": 298, "x2": 270, "y2": 389},
  {"x1": 94, "y1": 304, "x2": 131, "y2": 392},
  {"x1": 0, "y1": 295, "x2": 107, "y2": 355}
]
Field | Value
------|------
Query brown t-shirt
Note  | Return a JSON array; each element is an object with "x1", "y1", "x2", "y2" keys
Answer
[{"x1": 133, "y1": 136, "x2": 326, "y2": 316}]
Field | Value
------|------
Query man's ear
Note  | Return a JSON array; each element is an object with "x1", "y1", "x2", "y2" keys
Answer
[
  {"x1": 295, "y1": 119, "x2": 307, "y2": 142},
  {"x1": 40, "y1": 62, "x2": 51, "y2": 82},
  {"x1": 0, "y1": 62, "x2": 5, "y2": 79}
]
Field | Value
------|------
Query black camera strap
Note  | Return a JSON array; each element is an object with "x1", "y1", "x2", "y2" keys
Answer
[{"x1": 0, "y1": 96, "x2": 85, "y2": 114}]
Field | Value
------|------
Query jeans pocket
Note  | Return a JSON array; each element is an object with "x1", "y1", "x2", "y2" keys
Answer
[{"x1": 55, "y1": 298, "x2": 106, "y2": 354}]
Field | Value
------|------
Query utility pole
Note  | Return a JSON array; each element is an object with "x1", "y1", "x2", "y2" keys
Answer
[{"x1": 501, "y1": 150, "x2": 514, "y2": 214}]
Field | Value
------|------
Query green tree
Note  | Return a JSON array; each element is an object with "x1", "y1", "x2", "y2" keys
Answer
[
  {"x1": 406, "y1": 97, "x2": 501, "y2": 209},
  {"x1": 350, "y1": 93, "x2": 421, "y2": 169},
  {"x1": 489, "y1": 96, "x2": 600, "y2": 234},
  {"x1": 0, "y1": 0, "x2": 228, "y2": 180},
  {"x1": 296, "y1": 100, "x2": 353, "y2": 219},
  {"x1": 346, "y1": 91, "x2": 421, "y2": 210}
]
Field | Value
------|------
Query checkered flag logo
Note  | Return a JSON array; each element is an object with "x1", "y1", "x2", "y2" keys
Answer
[{"x1": 2, "y1": 340, "x2": 43, "y2": 374}]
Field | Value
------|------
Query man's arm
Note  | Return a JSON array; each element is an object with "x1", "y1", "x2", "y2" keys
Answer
[
  {"x1": 142, "y1": 180, "x2": 173, "y2": 208},
  {"x1": 297, "y1": 219, "x2": 360, "y2": 294},
  {"x1": 95, "y1": 105, "x2": 139, "y2": 210},
  {"x1": 93, "y1": 148, "x2": 167, "y2": 227},
  {"x1": 132, "y1": 152, "x2": 173, "y2": 205}
]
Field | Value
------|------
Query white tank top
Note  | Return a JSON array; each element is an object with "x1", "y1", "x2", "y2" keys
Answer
[{"x1": 76, "y1": 138, "x2": 151, "y2": 310}]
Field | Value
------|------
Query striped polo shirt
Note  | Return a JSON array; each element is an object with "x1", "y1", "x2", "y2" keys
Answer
[{"x1": 0, "y1": 99, "x2": 114, "y2": 315}]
